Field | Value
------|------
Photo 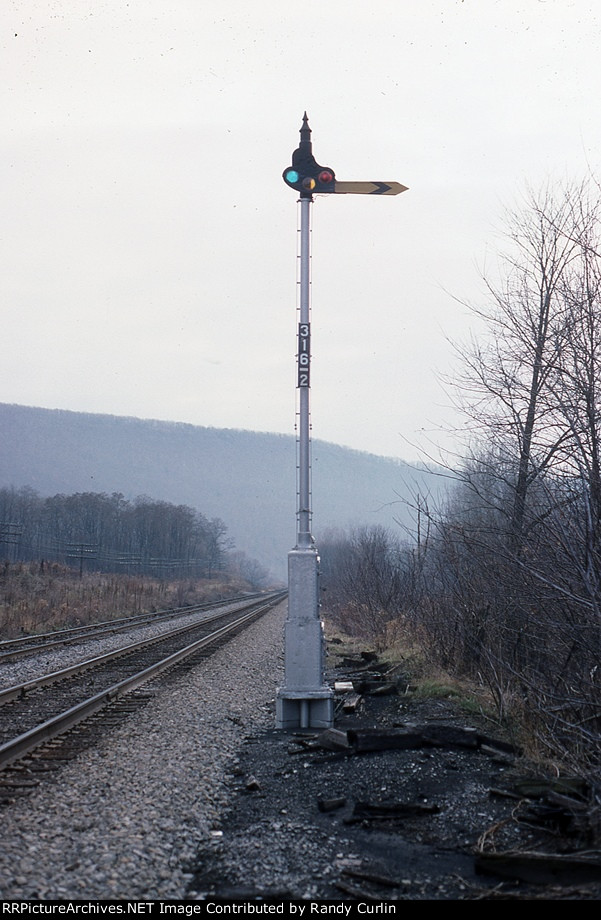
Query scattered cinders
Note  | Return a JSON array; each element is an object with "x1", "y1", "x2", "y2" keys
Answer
[{"x1": 310, "y1": 648, "x2": 601, "y2": 894}]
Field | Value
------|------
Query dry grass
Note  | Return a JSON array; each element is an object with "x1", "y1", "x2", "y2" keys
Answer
[
  {"x1": 325, "y1": 610, "x2": 599, "y2": 775},
  {"x1": 0, "y1": 561, "x2": 250, "y2": 638},
  {"x1": 325, "y1": 613, "x2": 503, "y2": 726}
]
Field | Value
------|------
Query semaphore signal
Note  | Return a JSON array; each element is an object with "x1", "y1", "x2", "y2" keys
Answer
[{"x1": 276, "y1": 114, "x2": 407, "y2": 731}]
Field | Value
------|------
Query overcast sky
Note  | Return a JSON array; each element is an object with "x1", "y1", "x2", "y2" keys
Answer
[{"x1": 2, "y1": 1, "x2": 600, "y2": 461}]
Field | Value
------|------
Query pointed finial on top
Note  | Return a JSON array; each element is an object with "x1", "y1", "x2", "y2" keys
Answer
[{"x1": 299, "y1": 112, "x2": 312, "y2": 153}]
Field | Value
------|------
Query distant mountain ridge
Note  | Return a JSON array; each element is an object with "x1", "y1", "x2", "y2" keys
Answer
[{"x1": 0, "y1": 403, "x2": 443, "y2": 578}]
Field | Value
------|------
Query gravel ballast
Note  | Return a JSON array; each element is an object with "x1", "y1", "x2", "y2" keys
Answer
[
  {"x1": 0, "y1": 599, "x2": 260, "y2": 691},
  {"x1": 0, "y1": 602, "x2": 286, "y2": 900},
  {"x1": 3, "y1": 599, "x2": 594, "y2": 902}
]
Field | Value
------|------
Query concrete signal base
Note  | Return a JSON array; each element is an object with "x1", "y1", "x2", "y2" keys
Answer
[{"x1": 276, "y1": 547, "x2": 334, "y2": 730}]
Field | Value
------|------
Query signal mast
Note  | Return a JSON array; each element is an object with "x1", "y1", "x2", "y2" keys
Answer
[{"x1": 276, "y1": 115, "x2": 407, "y2": 730}]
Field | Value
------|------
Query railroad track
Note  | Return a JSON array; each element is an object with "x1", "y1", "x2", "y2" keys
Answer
[
  {"x1": 0, "y1": 590, "x2": 286, "y2": 776},
  {"x1": 0, "y1": 591, "x2": 266, "y2": 662}
]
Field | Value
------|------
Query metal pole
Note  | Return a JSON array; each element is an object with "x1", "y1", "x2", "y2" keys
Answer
[
  {"x1": 277, "y1": 113, "x2": 406, "y2": 731},
  {"x1": 297, "y1": 196, "x2": 311, "y2": 549},
  {"x1": 276, "y1": 125, "x2": 334, "y2": 728}
]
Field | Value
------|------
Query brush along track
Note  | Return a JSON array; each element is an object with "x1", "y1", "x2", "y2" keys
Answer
[
  {"x1": 0, "y1": 591, "x2": 266, "y2": 662},
  {"x1": 0, "y1": 591, "x2": 286, "y2": 773}
]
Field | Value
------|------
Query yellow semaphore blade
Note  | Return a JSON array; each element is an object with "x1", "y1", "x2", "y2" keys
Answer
[{"x1": 333, "y1": 181, "x2": 408, "y2": 196}]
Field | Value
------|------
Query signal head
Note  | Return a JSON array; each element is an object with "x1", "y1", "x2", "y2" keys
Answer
[{"x1": 282, "y1": 163, "x2": 336, "y2": 197}]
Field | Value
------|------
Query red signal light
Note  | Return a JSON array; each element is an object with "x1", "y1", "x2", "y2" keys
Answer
[{"x1": 318, "y1": 170, "x2": 334, "y2": 184}]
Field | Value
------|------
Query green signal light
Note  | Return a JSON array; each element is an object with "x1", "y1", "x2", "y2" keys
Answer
[{"x1": 285, "y1": 169, "x2": 299, "y2": 184}]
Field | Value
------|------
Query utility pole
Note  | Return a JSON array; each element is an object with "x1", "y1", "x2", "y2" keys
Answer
[
  {"x1": 66, "y1": 542, "x2": 97, "y2": 578},
  {"x1": 0, "y1": 523, "x2": 23, "y2": 563},
  {"x1": 276, "y1": 115, "x2": 407, "y2": 730}
]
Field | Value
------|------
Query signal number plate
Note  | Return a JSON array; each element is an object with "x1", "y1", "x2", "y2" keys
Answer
[{"x1": 297, "y1": 323, "x2": 310, "y2": 387}]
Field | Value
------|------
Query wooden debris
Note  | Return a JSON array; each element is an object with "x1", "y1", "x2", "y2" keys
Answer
[
  {"x1": 421, "y1": 724, "x2": 479, "y2": 748},
  {"x1": 480, "y1": 743, "x2": 517, "y2": 764},
  {"x1": 338, "y1": 657, "x2": 372, "y2": 670},
  {"x1": 317, "y1": 797, "x2": 346, "y2": 813},
  {"x1": 367, "y1": 682, "x2": 398, "y2": 697},
  {"x1": 287, "y1": 742, "x2": 310, "y2": 755},
  {"x1": 316, "y1": 728, "x2": 352, "y2": 752},
  {"x1": 475, "y1": 849, "x2": 601, "y2": 886},
  {"x1": 512, "y1": 777, "x2": 589, "y2": 799},
  {"x1": 547, "y1": 790, "x2": 590, "y2": 812},
  {"x1": 477, "y1": 734, "x2": 520, "y2": 756},
  {"x1": 341, "y1": 867, "x2": 401, "y2": 889},
  {"x1": 348, "y1": 727, "x2": 424, "y2": 753},
  {"x1": 287, "y1": 733, "x2": 320, "y2": 754},
  {"x1": 342, "y1": 692, "x2": 362, "y2": 713},
  {"x1": 489, "y1": 775, "x2": 598, "y2": 839},
  {"x1": 520, "y1": 801, "x2": 596, "y2": 839},
  {"x1": 489, "y1": 787, "x2": 524, "y2": 801},
  {"x1": 353, "y1": 678, "x2": 391, "y2": 694},
  {"x1": 470, "y1": 883, "x2": 601, "y2": 900},
  {"x1": 346, "y1": 722, "x2": 518, "y2": 756},
  {"x1": 349, "y1": 800, "x2": 440, "y2": 822},
  {"x1": 334, "y1": 879, "x2": 380, "y2": 900}
]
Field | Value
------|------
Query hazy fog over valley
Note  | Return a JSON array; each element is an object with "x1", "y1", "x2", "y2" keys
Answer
[{"x1": 0, "y1": 404, "x2": 444, "y2": 579}]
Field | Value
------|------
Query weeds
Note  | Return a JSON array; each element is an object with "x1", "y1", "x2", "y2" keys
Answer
[{"x1": 0, "y1": 561, "x2": 250, "y2": 638}]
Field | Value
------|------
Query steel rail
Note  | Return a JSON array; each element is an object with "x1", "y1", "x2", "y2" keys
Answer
[
  {"x1": 0, "y1": 591, "x2": 266, "y2": 661},
  {"x1": 0, "y1": 592, "x2": 285, "y2": 707},
  {"x1": 0, "y1": 593, "x2": 286, "y2": 770}
]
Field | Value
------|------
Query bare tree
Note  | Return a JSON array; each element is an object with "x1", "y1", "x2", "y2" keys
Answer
[
  {"x1": 411, "y1": 179, "x2": 601, "y2": 770},
  {"x1": 453, "y1": 182, "x2": 598, "y2": 549},
  {"x1": 318, "y1": 525, "x2": 408, "y2": 638}
]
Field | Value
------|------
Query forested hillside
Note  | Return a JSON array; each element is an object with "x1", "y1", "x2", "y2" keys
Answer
[
  {"x1": 0, "y1": 489, "x2": 231, "y2": 579},
  {"x1": 0, "y1": 403, "x2": 440, "y2": 578}
]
